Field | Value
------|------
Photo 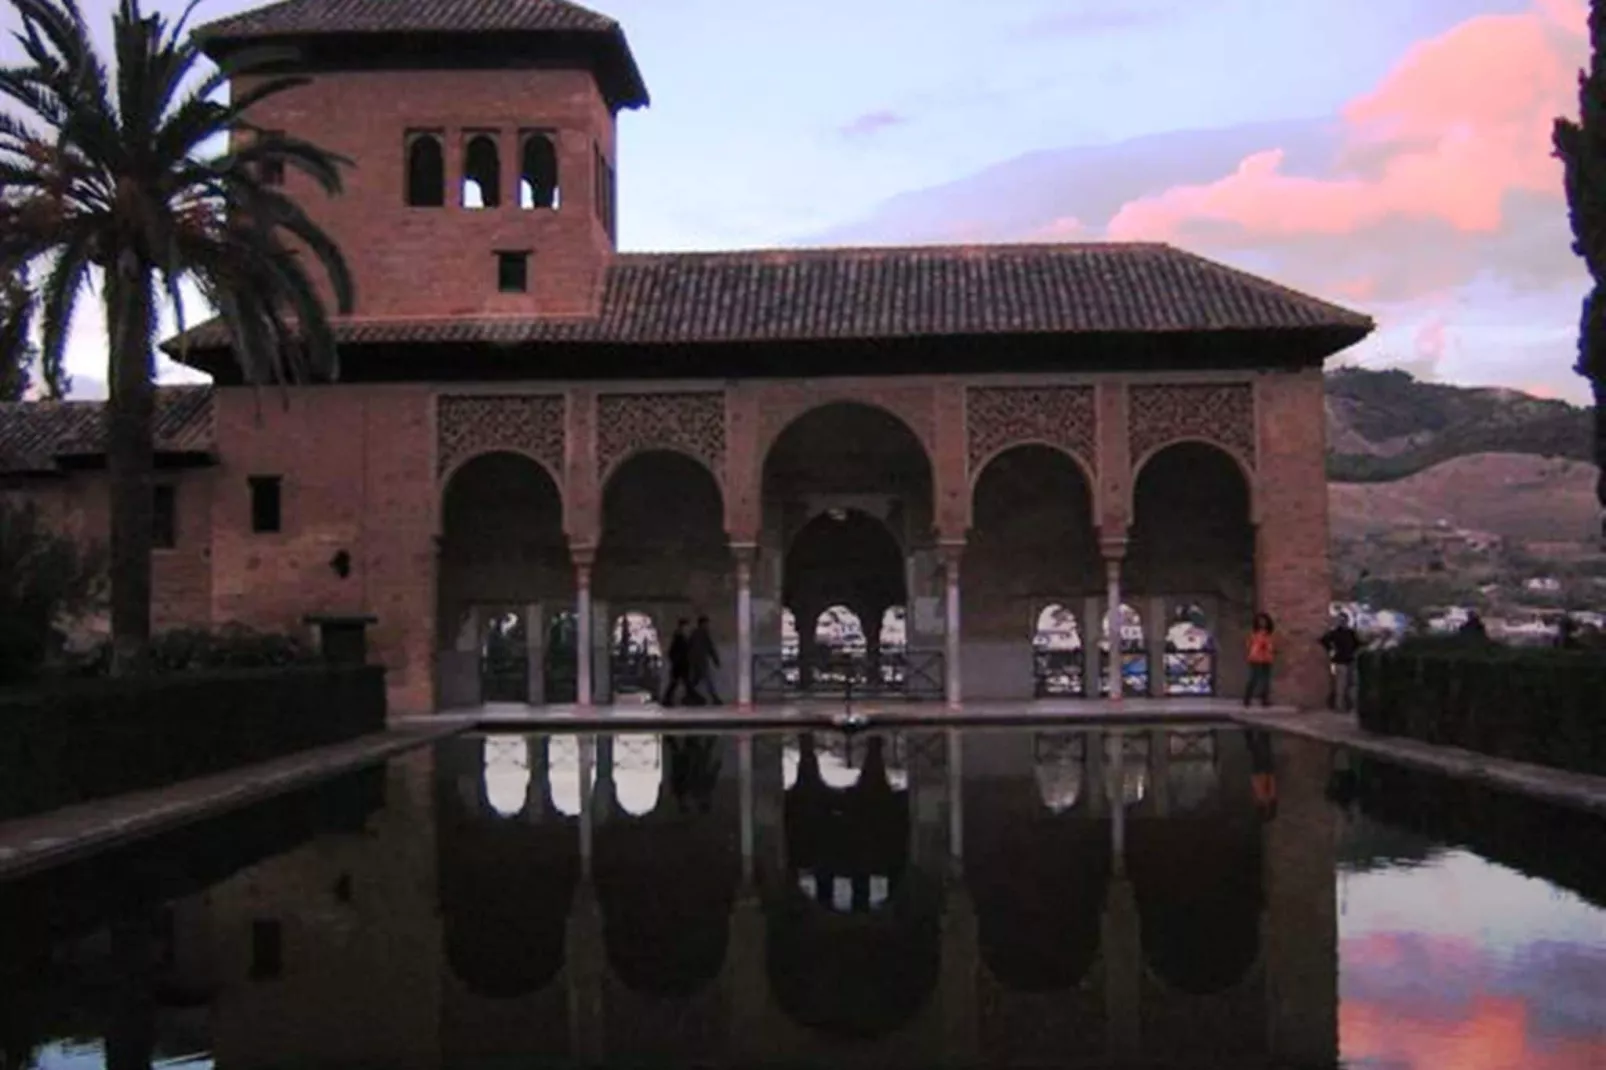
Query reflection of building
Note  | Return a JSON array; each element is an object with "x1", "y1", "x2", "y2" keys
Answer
[
  {"x1": 0, "y1": 0, "x2": 1368, "y2": 714},
  {"x1": 180, "y1": 726, "x2": 1339, "y2": 1067}
]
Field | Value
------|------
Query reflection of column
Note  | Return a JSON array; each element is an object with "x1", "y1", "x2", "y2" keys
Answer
[
  {"x1": 738, "y1": 733, "x2": 755, "y2": 886},
  {"x1": 941, "y1": 542, "x2": 964, "y2": 710},
  {"x1": 940, "y1": 882, "x2": 978, "y2": 1065},
  {"x1": 1149, "y1": 728, "x2": 1170, "y2": 816},
  {"x1": 1102, "y1": 876, "x2": 1141, "y2": 1063},
  {"x1": 1106, "y1": 730, "x2": 1127, "y2": 872},
  {"x1": 566, "y1": 887, "x2": 605, "y2": 1064},
  {"x1": 525, "y1": 734, "x2": 548, "y2": 823},
  {"x1": 574, "y1": 549, "x2": 595, "y2": 707},
  {"x1": 946, "y1": 729, "x2": 964, "y2": 863},
  {"x1": 726, "y1": 893, "x2": 768, "y2": 1060},
  {"x1": 578, "y1": 734, "x2": 596, "y2": 880},
  {"x1": 595, "y1": 735, "x2": 617, "y2": 821},
  {"x1": 1103, "y1": 552, "x2": 1125, "y2": 702},
  {"x1": 735, "y1": 544, "x2": 756, "y2": 709},
  {"x1": 911, "y1": 732, "x2": 946, "y2": 866}
]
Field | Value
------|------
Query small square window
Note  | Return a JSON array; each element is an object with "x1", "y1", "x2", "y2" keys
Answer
[
  {"x1": 258, "y1": 130, "x2": 285, "y2": 186},
  {"x1": 152, "y1": 484, "x2": 176, "y2": 549},
  {"x1": 250, "y1": 918, "x2": 283, "y2": 980},
  {"x1": 249, "y1": 476, "x2": 282, "y2": 534},
  {"x1": 497, "y1": 251, "x2": 529, "y2": 293}
]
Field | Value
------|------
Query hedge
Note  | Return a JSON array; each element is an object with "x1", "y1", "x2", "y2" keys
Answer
[
  {"x1": 1357, "y1": 639, "x2": 1606, "y2": 776},
  {"x1": 0, "y1": 664, "x2": 386, "y2": 821}
]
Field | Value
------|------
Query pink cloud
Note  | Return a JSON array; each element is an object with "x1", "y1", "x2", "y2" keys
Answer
[{"x1": 1107, "y1": 3, "x2": 1584, "y2": 243}]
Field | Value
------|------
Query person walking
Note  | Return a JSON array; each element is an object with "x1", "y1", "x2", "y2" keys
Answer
[
  {"x1": 688, "y1": 615, "x2": 723, "y2": 706},
  {"x1": 1319, "y1": 613, "x2": 1362, "y2": 712},
  {"x1": 1242, "y1": 612, "x2": 1277, "y2": 708},
  {"x1": 661, "y1": 618, "x2": 692, "y2": 707}
]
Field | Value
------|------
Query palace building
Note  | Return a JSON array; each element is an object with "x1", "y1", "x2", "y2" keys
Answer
[{"x1": 0, "y1": 0, "x2": 1372, "y2": 715}]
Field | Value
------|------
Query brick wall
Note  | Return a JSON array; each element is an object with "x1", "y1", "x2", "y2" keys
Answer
[
  {"x1": 1254, "y1": 369, "x2": 1334, "y2": 709},
  {"x1": 208, "y1": 383, "x2": 436, "y2": 714},
  {"x1": 232, "y1": 66, "x2": 617, "y2": 320}
]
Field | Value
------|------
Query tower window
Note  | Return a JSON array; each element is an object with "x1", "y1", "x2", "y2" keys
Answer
[
  {"x1": 462, "y1": 133, "x2": 501, "y2": 209},
  {"x1": 497, "y1": 251, "x2": 529, "y2": 293},
  {"x1": 405, "y1": 132, "x2": 445, "y2": 207},
  {"x1": 519, "y1": 132, "x2": 560, "y2": 210},
  {"x1": 152, "y1": 484, "x2": 176, "y2": 549},
  {"x1": 249, "y1": 475, "x2": 282, "y2": 534},
  {"x1": 258, "y1": 129, "x2": 285, "y2": 187}
]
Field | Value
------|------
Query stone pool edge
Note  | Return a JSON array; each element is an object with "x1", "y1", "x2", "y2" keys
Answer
[
  {"x1": 0, "y1": 723, "x2": 464, "y2": 883},
  {"x1": 1235, "y1": 708, "x2": 1606, "y2": 818}
]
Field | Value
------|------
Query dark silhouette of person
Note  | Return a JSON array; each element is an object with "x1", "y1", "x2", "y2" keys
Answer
[
  {"x1": 661, "y1": 618, "x2": 692, "y2": 707},
  {"x1": 688, "y1": 615, "x2": 722, "y2": 706},
  {"x1": 1556, "y1": 615, "x2": 1582, "y2": 650},
  {"x1": 1458, "y1": 611, "x2": 1488, "y2": 639},
  {"x1": 1319, "y1": 613, "x2": 1362, "y2": 712},
  {"x1": 1242, "y1": 612, "x2": 1276, "y2": 708}
]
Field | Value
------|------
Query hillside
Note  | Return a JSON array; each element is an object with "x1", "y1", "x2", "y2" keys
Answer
[{"x1": 1324, "y1": 367, "x2": 1593, "y2": 482}]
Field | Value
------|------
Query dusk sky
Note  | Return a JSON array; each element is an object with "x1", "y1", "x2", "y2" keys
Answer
[{"x1": 2, "y1": 0, "x2": 1596, "y2": 402}]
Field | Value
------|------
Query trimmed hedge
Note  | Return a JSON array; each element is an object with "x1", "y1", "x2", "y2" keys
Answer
[
  {"x1": 1357, "y1": 639, "x2": 1606, "y2": 776},
  {"x1": 0, "y1": 664, "x2": 385, "y2": 821}
]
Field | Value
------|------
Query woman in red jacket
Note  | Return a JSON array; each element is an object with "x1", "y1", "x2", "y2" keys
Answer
[{"x1": 1243, "y1": 613, "x2": 1276, "y2": 707}]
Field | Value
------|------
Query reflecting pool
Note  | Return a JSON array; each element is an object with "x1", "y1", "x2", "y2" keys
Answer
[{"x1": 1, "y1": 725, "x2": 1602, "y2": 1069}]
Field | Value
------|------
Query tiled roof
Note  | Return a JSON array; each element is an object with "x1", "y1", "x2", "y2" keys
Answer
[
  {"x1": 0, "y1": 387, "x2": 215, "y2": 474},
  {"x1": 168, "y1": 243, "x2": 1374, "y2": 352},
  {"x1": 195, "y1": 0, "x2": 621, "y2": 39}
]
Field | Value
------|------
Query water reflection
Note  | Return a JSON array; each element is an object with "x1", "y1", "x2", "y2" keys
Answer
[{"x1": 2, "y1": 726, "x2": 1603, "y2": 1069}]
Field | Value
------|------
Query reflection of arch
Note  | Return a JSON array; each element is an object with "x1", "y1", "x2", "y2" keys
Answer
[
  {"x1": 436, "y1": 736, "x2": 577, "y2": 998},
  {"x1": 594, "y1": 736, "x2": 739, "y2": 996},
  {"x1": 772, "y1": 733, "x2": 937, "y2": 1035},
  {"x1": 1033, "y1": 732, "x2": 1086, "y2": 813},
  {"x1": 482, "y1": 734, "x2": 531, "y2": 817},
  {"x1": 546, "y1": 734, "x2": 593, "y2": 817},
  {"x1": 610, "y1": 734, "x2": 664, "y2": 817},
  {"x1": 966, "y1": 760, "x2": 1110, "y2": 991},
  {"x1": 1128, "y1": 734, "x2": 1263, "y2": 994}
]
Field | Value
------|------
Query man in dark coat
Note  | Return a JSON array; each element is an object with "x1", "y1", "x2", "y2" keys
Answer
[
  {"x1": 661, "y1": 618, "x2": 692, "y2": 707},
  {"x1": 1319, "y1": 613, "x2": 1362, "y2": 712},
  {"x1": 688, "y1": 615, "x2": 722, "y2": 706}
]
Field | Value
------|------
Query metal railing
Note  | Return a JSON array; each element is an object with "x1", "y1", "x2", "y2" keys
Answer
[{"x1": 752, "y1": 649, "x2": 945, "y2": 702}]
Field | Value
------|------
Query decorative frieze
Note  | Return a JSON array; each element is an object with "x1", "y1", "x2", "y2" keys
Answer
[
  {"x1": 596, "y1": 391, "x2": 726, "y2": 486},
  {"x1": 436, "y1": 393, "x2": 566, "y2": 481},
  {"x1": 1128, "y1": 383, "x2": 1256, "y2": 469},
  {"x1": 965, "y1": 385, "x2": 1097, "y2": 478}
]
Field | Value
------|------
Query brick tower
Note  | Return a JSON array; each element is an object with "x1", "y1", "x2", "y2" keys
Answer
[{"x1": 195, "y1": 0, "x2": 650, "y2": 320}]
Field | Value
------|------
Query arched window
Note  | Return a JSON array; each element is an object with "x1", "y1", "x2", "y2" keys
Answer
[
  {"x1": 405, "y1": 133, "x2": 445, "y2": 207},
  {"x1": 481, "y1": 734, "x2": 531, "y2": 818},
  {"x1": 461, "y1": 134, "x2": 501, "y2": 209},
  {"x1": 519, "y1": 133, "x2": 560, "y2": 210}
]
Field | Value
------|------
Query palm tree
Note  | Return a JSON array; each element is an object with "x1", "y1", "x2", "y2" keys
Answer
[
  {"x1": 1555, "y1": 0, "x2": 1606, "y2": 548},
  {"x1": 0, "y1": 0, "x2": 354, "y2": 673}
]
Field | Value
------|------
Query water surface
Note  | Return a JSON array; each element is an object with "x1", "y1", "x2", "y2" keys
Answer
[{"x1": 2, "y1": 724, "x2": 1602, "y2": 1069}]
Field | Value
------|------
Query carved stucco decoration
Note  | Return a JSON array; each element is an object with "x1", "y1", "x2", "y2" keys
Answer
[
  {"x1": 436, "y1": 393, "x2": 566, "y2": 482},
  {"x1": 965, "y1": 385, "x2": 1097, "y2": 480},
  {"x1": 1128, "y1": 383, "x2": 1256, "y2": 470},
  {"x1": 596, "y1": 391, "x2": 727, "y2": 487}
]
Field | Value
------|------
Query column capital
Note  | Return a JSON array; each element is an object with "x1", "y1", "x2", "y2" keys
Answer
[
  {"x1": 730, "y1": 541, "x2": 758, "y2": 569},
  {"x1": 570, "y1": 544, "x2": 597, "y2": 571},
  {"x1": 1099, "y1": 536, "x2": 1130, "y2": 561},
  {"x1": 937, "y1": 539, "x2": 966, "y2": 570}
]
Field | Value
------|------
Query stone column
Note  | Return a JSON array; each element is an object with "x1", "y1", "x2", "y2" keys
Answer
[
  {"x1": 525, "y1": 601, "x2": 545, "y2": 705},
  {"x1": 734, "y1": 543, "x2": 756, "y2": 709},
  {"x1": 941, "y1": 542, "x2": 964, "y2": 710},
  {"x1": 1102, "y1": 541, "x2": 1128, "y2": 702},
  {"x1": 573, "y1": 548, "x2": 595, "y2": 708}
]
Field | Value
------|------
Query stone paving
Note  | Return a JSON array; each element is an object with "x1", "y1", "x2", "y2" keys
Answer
[
  {"x1": 1233, "y1": 708, "x2": 1606, "y2": 818},
  {"x1": 0, "y1": 722, "x2": 461, "y2": 882}
]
